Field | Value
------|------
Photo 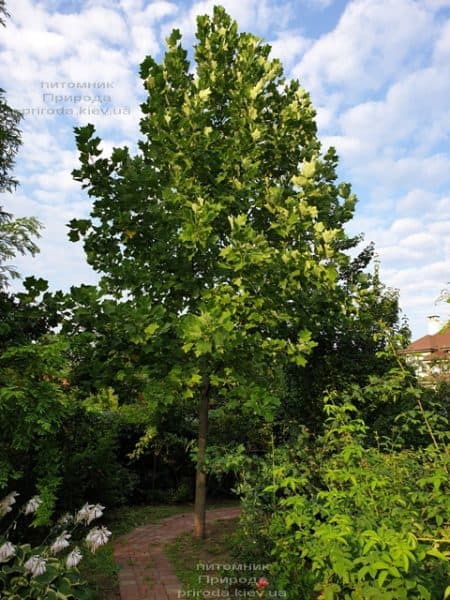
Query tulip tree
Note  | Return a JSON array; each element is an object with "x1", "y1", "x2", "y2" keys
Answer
[{"x1": 69, "y1": 6, "x2": 357, "y2": 538}]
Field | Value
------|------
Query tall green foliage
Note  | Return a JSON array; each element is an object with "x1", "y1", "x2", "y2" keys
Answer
[
  {"x1": 0, "y1": 2, "x2": 21, "y2": 194},
  {"x1": 232, "y1": 398, "x2": 450, "y2": 599},
  {"x1": 282, "y1": 257, "x2": 411, "y2": 434},
  {"x1": 0, "y1": 211, "x2": 41, "y2": 287},
  {"x1": 70, "y1": 6, "x2": 362, "y2": 536},
  {"x1": 0, "y1": 2, "x2": 41, "y2": 286},
  {"x1": 0, "y1": 336, "x2": 70, "y2": 519}
]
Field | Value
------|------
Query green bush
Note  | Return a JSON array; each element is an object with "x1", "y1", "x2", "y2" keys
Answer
[
  {"x1": 0, "y1": 336, "x2": 71, "y2": 519},
  {"x1": 0, "y1": 335, "x2": 138, "y2": 514},
  {"x1": 233, "y1": 400, "x2": 450, "y2": 599},
  {"x1": 59, "y1": 407, "x2": 138, "y2": 510}
]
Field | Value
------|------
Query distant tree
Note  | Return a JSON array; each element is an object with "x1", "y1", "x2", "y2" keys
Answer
[
  {"x1": 0, "y1": 1, "x2": 9, "y2": 27},
  {"x1": 282, "y1": 249, "x2": 411, "y2": 434},
  {"x1": 0, "y1": 1, "x2": 41, "y2": 286},
  {"x1": 0, "y1": 89, "x2": 21, "y2": 193},
  {"x1": 0, "y1": 211, "x2": 41, "y2": 287},
  {"x1": 70, "y1": 7, "x2": 362, "y2": 538},
  {"x1": 0, "y1": 277, "x2": 61, "y2": 352},
  {"x1": 0, "y1": 0, "x2": 21, "y2": 193}
]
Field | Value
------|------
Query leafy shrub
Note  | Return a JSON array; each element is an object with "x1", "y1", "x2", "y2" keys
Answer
[
  {"x1": 59, "y1": 406, "x2": 138, "y2": 510},
  {"x1": 0, "y1": 334, "x2": 138, "y2": 514},
  {"x1": 0, "y1": 336, "x2": 71, "y2": 518},
  {"x1": 233, "y1": 400, "x2": 450, "y2": 599},
  {"x1": 117, "y1": 403, "x2": 197, "y2": 504}
]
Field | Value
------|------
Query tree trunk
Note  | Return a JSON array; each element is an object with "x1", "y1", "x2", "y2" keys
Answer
[{"x1": 194, "y1": 378, "x2": 210, "y2": 539}]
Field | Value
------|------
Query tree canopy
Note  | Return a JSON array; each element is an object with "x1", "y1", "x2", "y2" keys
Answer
[{"x1": 70, "y1": 6, "x2": 367, "y2": 537}]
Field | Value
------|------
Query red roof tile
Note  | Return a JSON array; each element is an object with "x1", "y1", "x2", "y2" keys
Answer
[{"x1": 406, "y1": 328, "x2": 450, "y2": 353}]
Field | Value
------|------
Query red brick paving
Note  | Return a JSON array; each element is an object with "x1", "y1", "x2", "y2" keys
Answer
[{"x1": 113, "y1": 507, "x2": 241, "y2": 600}]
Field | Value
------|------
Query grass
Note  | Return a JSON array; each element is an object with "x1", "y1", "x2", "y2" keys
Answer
[
  {"x1": 78, "y1": 545, "x2": 119, "y2": 600},
  {"x1": 79, "y1": 498, "x2": 240, "y2": 599},
  {"x1": 165, "y1": 516, "x2": 250, "y2": 598}
]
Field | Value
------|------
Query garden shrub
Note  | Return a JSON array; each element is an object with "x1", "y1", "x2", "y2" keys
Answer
[
  {"x1": 0, "y1": 337, "x2": 139, "y2": 515},
  {"x1": 233, "y1": 399, "x2": 450, "y2": 599},
  {"x1": 0, "y1": 336, "x2": 71, "y2": 519},
  {"x1": 117, "y1": 403, "x2": 198, "y2": 504},
  {"x1": 59, "y1": 406, "x2": 138, "y2": 510}
]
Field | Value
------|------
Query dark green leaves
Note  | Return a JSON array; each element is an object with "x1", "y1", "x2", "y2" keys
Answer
[{"x1": 67, "y1": 219, "x2": 92, "y2": 242}]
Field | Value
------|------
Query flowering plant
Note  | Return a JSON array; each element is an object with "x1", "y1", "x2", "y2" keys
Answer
[
  {"x1": 255, "y1": 576, "x2": 270, "y2": 597},
  {"x1": 0, "y1": 492, "x2": 111, "y2": 599}
]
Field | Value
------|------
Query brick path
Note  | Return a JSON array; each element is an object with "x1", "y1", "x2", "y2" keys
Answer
[{"x1": 113, "y1": 507, "x2": 241, "y2": 600}]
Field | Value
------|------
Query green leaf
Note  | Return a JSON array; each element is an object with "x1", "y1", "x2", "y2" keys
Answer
[
  {"x1": 144, "y1": 322, "x2": 159, "y2": 337},
  {"x1": 198, "y1": 87, "x2": 211, "y2": 101},
  {"x1": 377, "y1": 570, "x2": 389, "y2": 587},
  {"x1": 426, "y1": 547, "x2": 448, "y2": 561},
  {"x1": 302, "y1": 159, "x2": 317, "y2": 179}
]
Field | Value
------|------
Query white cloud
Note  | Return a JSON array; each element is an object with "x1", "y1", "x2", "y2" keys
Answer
[
  {"x1": 433, "y1": 18, "x2": 450, "y2": 63},
  {"x1": 2, "y1": 28, "x2": 68, "y2": 60},
  {"x1": 143, "y1": 1, "x2": 179, "y2": 21},
  {"x1": 27, "y1": 171, "x2": 79, "y2": 195},
  {"x1": 321, "y1": 134, "x2": 373, "y2": 164},
  {"x1": 162, "y1": 0, "x2": 292, "y2": 42},
  {"x1": 119, "y1": 0, "x2": 144, "y2": 12},
  {"x1": 50, "y1": 7, "x2": 129, "y2": 45},
  {"x1": 8, "y1": 0, "x2": 49, "y2": 28},
  {"x1": 424, "y1": 0, "x2": 450, "y2": 9},
  {"x1": 128, "y1": 24, "x2": 160, "y2": 63},
  {"x1": 98, "y1": 137, "x2": 139, "y2": 157},
  {"x1": 357, "y1": 154, "x2": 450, "y2": 191},
  {"x1": 339, "y1": 66, "x2": 450, "y2": 154},
  {"x1": 294, "y1": 0, "x2": 433, "y2": 104},
  {"x1": 269, "y1": 32, "x2": 311, "y2": 71},
  {"x1": 378, "y1": 245, "x2": 427, "y2": 266},
  {"x1": 389, "y1": 218, "x2": 422, "y2": 236},
  {"x1": 8, "y1": 192, "x2": 97, "y2": 291},
  {"x1": 396, "y1": 189, "x2": 438, "y2": 213},
  {"x1": 399, "y1": 232, "x2": 438, "y2": 251},
  {"x1": 346, "y1": 199, "x2": 450, "y2": 338},
  {"x1": 429, "y1": 217, "x2": 450, "y2": 234}
]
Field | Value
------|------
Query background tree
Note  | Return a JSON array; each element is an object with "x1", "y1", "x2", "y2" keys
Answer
[
  {"x1": 70, "y1": 6, "x2": 362, "y2": 538},
  {"x1": 0, "y1": 211, "x2": 41, "y2": 287},
  {"x1": 0, "y1": 0, "x2": 9, "y2": 26},
  {"x1": 281, "y1": 249, "x2": 411, "y2": 435},
  {"x1": 0, "y1": 277, "x2": 61, "y2": 352},
  {"x1": 0, "y1": 90, "x2": 21, "y2": 194},
  {"x1": 0, "y1": 1, "x2": 41, "y2": 286},
  {"x1": 0, "y1": 0, "x2": 21, "y2": 193}
]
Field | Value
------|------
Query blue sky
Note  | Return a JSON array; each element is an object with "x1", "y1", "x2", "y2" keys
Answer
[{"x1": 2, "y1": 0, "x2": 450, "y2": 339}]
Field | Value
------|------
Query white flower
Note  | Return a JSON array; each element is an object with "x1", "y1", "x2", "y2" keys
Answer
[
  {"x1": 0, "y1": 492, "x2": 19, "y2": 516},
  {"x1": 0, "y1": 541, "x2": 16, "y2": 563},
  {"x1": 75, "y1": 502, "x2": 105, "y2": 525},
  {"x1": 24, "y1": 495, "x2": 42, "y2": 515},
  {"x1": 85, "y1": 526, "x2": 111, "y2": 553},
  {"x1": 50, "y1": 530, "x2": 71, "y2": 554},
  {"x1": 75, "y1": 502, "x2": 92, "y2": 523},
  {"x1": 58, "y1": 512, "x2": 73, "y2": 526},
  {"x1": 86, "y1": 503, "x2": 104, "y2": 525},
  {"x1": 24, "y1": 555, "x2": 47, "y2": 577},
  {"x1": 66, "y1": 547, "x2": 83, "y2": 568}
]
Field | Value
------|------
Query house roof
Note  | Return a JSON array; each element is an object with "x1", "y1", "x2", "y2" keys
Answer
[{"x1": 405, "y1": 328, "x2": 450, "y2": 353}]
